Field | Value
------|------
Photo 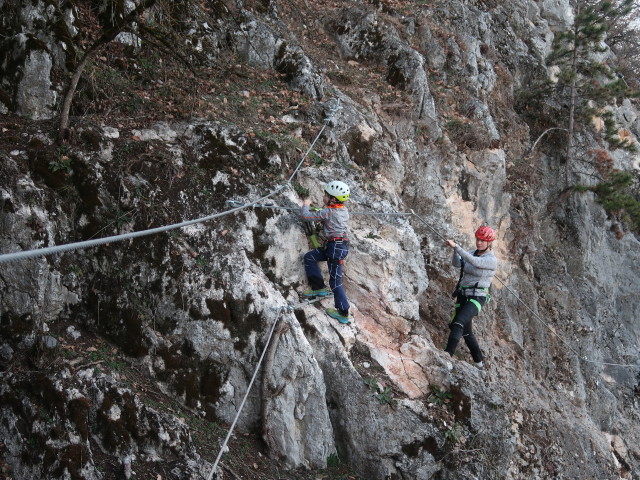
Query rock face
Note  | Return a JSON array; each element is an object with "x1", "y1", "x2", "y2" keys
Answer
[
  {"x1": 1, "y1": 369, "x2": 208, "y2": 479},
  {"x1": 0, "y1": 1, "x2": 74, "y2": 119},
  {"x1": 1, "y1": 1, "x2": 640, "y2": 479}
]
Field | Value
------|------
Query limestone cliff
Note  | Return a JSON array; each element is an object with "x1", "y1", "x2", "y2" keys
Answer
[{"x1": 1, "y1": 0, "x2": 639, "y2": 479}]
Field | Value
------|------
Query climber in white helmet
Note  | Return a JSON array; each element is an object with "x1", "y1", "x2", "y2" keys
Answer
[{"x1": 298, "y1": 180, "x2": 352, "y2": 324}]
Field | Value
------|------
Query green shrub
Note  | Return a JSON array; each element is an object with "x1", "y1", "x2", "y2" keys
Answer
[
  {"x1": 577, "y1": 170, "x2": 640, "y2": 235},
  {"x1": 293, "y1": 182, "x2": 309, "y2": 197},
  {"x1": 427, "y1": 385, "x2": 452, "y2": 405}
]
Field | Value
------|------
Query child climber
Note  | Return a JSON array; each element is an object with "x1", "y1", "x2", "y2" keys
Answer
[
  {"x1": 443, "y1": 226, "x2": 497, "y2": 368},
  {"x1": 299, "y1": 180, "x2": 352, "y2": 324}
]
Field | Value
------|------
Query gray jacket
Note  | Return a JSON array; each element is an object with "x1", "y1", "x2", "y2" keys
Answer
[
  {"x1": 452, "y1": 246, "x2": 497, "y2": 296},
  {"x1": 300, "y1": 205, "x2": 349, "y2": 241}
]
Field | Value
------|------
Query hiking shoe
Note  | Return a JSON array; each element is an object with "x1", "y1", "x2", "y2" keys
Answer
[
  {"x1": 302, "y1": 287, "x2": 332, "y2": 298},
  {"x1": 475, "y1": 361, "x2": 484, "y2": 370},
  {"x1": 326, "y1": 308, "x2": 351, "y2": 324}
]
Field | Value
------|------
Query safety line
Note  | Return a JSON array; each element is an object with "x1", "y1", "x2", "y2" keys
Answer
[
  {"x1": 286, "y1": 98, "x2": 341, "y2": 184},
  {"x1": 208, "y1": 291, "x2": 338, "y2": 478},
  {"x1": 3, "y1": 90, "x2": 634, "y2": 378},
  {"x1": 208, "y1": 293, "x2": 330, "y2": 478},
  {"x1": 227, "y1": 198, "x2": 637, "y2": 369},
  {"x1": 0, "y1": 97, "x2": 341, "y2": 266},
  {"x1": 225, "y1": 199, "x2": 412, "y2": 217},
  {"x1": 207, "y1": 308, "x2": 285, "y2": 480},
  {"x1": 0, "y1": 98, "x2": 341, "y2": 477},
  {"x1": 0, "y1": 185, "x2": 288, "y2": 265},
  {"x1": 409, "y1": 209, "x2": 449, "y2": 243},
  {"x1": 493, "y1": 275, "x2": 637, "y2": 368}
]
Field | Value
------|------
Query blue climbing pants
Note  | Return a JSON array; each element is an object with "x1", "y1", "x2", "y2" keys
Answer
[
  {"x1": 304, "y1": 241, "x2": 350, "y2": 313},
  {"x1": 445, "y1": 294, "x2": 486, "y2": 363}
]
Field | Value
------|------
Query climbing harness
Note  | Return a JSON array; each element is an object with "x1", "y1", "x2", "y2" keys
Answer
[
  {"x1": 302, "y1": 219, "x2": 322, "y2": 248},
  {"x1": 452, "y1": 253, "x2": 492, "y2": 303},
  {"x1": 450, "y1": 258, "x2": 489, "y2": 322},
  {"x1": 1, "y1": 169, "x2": 635, "y2": 366},
  {"x1": 409, "y1": 210, "x2": 637, "y2": 369},
  {"x1": 302, "y1": 206, "x2": 323, "y2": 248},
  {"x1": 467, "y1": 297, "x2": 483, "y2": 313}
]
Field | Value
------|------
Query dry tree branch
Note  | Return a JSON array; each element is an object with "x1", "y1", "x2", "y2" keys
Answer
[{"x1": 59, "y1": 0, "x2": 159, "y2": 141}]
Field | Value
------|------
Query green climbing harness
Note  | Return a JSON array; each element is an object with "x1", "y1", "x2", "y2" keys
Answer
[{"x1": 449, "y1": 257, "x2": 492, "y2": 322}]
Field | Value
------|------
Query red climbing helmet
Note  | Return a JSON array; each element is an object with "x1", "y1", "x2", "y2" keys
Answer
[{"x1": 475, "y1": 226, "x2": 495, "y2": 242}]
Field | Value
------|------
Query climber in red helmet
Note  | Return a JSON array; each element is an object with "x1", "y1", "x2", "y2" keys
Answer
[{"x1": 443, "y1": 226, "x2": 498, "y2": 369}]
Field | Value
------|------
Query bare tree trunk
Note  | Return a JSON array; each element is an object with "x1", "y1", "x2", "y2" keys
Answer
[
  {"x1": 58, "y1": 0, "x2": 158, "y2": 142},
  {"x1": 529, "y1": 127, "x2": 569, "y2": 156},
  {"x1": 566, "y1": 2, "x2": 580, "y2": 186},
  {"x1": 58, "y1": 44, "x2": 105, "y2": 141},
  {"x1": 567, "y1": 77, "x2": 577, "y2": 186}
]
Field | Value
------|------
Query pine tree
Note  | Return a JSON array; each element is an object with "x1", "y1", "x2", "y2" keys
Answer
[
  {"x1": 576, "y1": 169, "x2": 640, "y2": 235},
  {"x1": 546, "y1": 0, "x2": 636, "y2": 183}
]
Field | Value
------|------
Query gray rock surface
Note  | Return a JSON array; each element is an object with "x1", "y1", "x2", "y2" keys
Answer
[{"x1": 1, "y1": 0, "x2": 639, "y2": 479}]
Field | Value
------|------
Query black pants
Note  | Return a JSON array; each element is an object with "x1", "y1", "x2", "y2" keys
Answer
[{"x1": 444, "y1": 294, "x2": 486, "y2": 363}]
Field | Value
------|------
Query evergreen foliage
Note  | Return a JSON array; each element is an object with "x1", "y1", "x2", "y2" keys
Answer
[
  {"x1": 545, "y1": 0, "x2": 637, "y2": 156},
  {"x1": 543, "y1": 0, "x2": 640, "y2": 236},
  {"x1": 602, "y1": 2, "x2": 640, "y2": 88},
  {"x1": 577, "y1": 170, "x2": 640, "y2": 234},
  {"x1": 602, "y1": 111, "x2": 637, "y2": 151}
]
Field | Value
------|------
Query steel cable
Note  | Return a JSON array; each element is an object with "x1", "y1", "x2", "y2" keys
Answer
[
  {"x1": 286, "y1": 98, "x2": 341, "y2": 184},
  {"x1": 207, "y1": 308, "x2": 284, "y2": 480},
  {"x1": 0, "y1": 185, "x2": 288, "y2": 265},
  {"x1": 0, "y1": 98, "x2": 342, "y2": 265}
]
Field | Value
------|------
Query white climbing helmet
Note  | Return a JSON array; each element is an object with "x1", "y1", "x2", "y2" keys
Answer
[{"x1": 324, "y1": 180, "x2": 350, "y2": 202}]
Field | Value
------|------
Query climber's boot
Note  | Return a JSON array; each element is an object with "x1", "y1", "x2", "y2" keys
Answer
[
  {"x1": 326, "y1": 308, "x2": 351, "y2": 324},
  {"x1": 302, "y1": 287, "x2": 332, "y2": 298}
]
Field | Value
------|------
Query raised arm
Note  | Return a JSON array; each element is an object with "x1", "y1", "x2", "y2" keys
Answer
[
  {"x1": 300, "y1": 204, "x2": 330, "y2": 221},
  {"x1": 454, "y1": 245, "x2": 497, "y2": 270}
]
